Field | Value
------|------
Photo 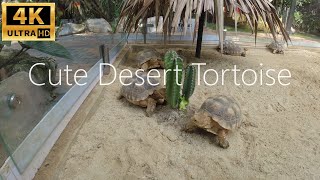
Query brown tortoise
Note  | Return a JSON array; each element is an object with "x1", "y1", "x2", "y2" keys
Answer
[
  {"x1": 119, "y1": 73, "x2": 166, "y2": 117},
  {"x1": 218, "y1": 40, "x2": 248, "y2": 57},
  {"x1": 136, "y1": 48, "x2": 164, "y2": 71},
  {"x1": 266, "y1": 41, "x2": 285, "y2": 54},
  {"x1": 184, "y1": 96, "x2": 242, "y2": 148}
]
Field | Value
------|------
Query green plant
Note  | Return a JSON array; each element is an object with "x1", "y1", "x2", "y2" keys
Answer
[
  {"x1": 0, "y1": 24, "x2": 72, "y2": 69},
  {"x1": 164, "y1": 50, "x2": 183, "y2": 109},
  {"x1": 180, "y1": 65, "x2": 196, "y2": 110},
  {"x1": 164, "y1": 50, "x2": 196, "y2": 110}
]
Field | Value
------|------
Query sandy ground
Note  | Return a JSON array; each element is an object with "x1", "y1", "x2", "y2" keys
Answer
[{"x1": 35, "y1": 46, "x2": 320, "y2": 180}]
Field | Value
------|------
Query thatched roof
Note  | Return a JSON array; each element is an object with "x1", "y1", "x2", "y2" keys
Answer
[{"x1": 119, "y1": 0, "x2": 290, "y2": 43}]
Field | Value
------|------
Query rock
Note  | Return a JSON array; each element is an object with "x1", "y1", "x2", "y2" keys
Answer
[
  {"x1": 0, "y1": 72, "x2": 52, "y2": 148},
  {"x1": 85, "y1": 18, "x2": 112, "y2": 33},
  {"x1": 60, "y1": 19, "x2": 76, "y2": 25},
  {"x1": 0, "y1": 49, "x2": 57, "y2": 90},
  {"x1": 0, "y1": 68, "x2": 7, "y2": 81},
  {"x1": 58, "y1": 23, "x2": 86, "y2": 36}
]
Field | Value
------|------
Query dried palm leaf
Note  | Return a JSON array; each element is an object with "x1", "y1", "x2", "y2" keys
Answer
[{"x1": 118, "y1": 0, "x2": 290, "y2": 43}]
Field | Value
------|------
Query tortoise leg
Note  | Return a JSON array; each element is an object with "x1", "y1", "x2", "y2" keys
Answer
[
  {"x1": 159, "y1": 60, "x2": 165, "y2": 69},
  {"x1": 141, "y1": 62, "x2": 149, "y2": 71},
  {"x1": 146, "y1": 98, "x2": 157, "y2": 117},
  {"x1": 152, "y1": 88, "x2": 166, "y2": 104},
  {"x1": 183, "y1": 117, "x2": 198, "y2": 133},
  {"x1": 215, "y1": 129, "x2": 229, "y2": 149},
  {"x1": 117, "y1": 93, "x2": 124, "y2": 100}
]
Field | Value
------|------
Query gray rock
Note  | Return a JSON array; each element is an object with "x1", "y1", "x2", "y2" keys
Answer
[
  {"x1": 0, "y1": 49, "x2": 57, "y2": 91},
  {"x1": 85, "y1": 18, "x2": 112, "y2": 33},
  {"x1": 58, "y1": 23, "x2": 86, "y2": 36},
  {"x1": 0, "y1": 72, "x2": 51, "y2": 149}
]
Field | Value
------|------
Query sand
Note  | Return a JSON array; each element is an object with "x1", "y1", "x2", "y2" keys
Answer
[{"x1": 35, "y1": 46, "x2": 320, "y2": 180}]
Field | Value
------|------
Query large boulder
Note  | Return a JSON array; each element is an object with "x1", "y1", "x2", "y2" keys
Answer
[
  {"x1": 58, "y1": 23, "x2": 86, "y2": 36},
  {"x1": 0, "y1": 49, "x2": 57, "y2": 90},
  {"x1": 85, "y1": 18, "x2": 112, "y2": 33}
]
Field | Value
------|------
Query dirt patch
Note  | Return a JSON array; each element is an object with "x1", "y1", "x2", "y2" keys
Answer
[{"x1": 35, "y1": 46, "x2": 320, "y2": 180}]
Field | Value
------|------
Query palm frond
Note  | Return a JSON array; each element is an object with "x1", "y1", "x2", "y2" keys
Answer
[{"x1": 118, "y1": 0, "x2": 290, "y2": 43}]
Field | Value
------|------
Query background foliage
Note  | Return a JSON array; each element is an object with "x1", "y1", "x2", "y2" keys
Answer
[{"x1": 273, "y1": 0, "x2": 320, "y2": 34}]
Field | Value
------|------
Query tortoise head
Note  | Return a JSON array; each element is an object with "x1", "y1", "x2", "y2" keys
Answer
[
  {"x1": 192, "y1": 112, "x2": 213, "y2": 129},
  {"x1": 241, "y1": 48, "x2": 248, "y2": 57},
  {"x1": 153, "y1": 88, "x2": 166, "y2": 101},
  {"x1": 278, "y1": 50, "x2": 284, "y2": 54}
]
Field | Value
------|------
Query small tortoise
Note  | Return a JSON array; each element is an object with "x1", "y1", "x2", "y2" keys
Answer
[
  {"x1": 119, "y1": 73, "x2": 166, "y2": 117},
  {"x1": 266, "y1": 41, "x2": 284, "y2": 54},
  {"x1": 136, "y1": 48, "x2": 164, "y2": 71},
  {"x1": 185, "y1": 96, "x2": 242, "y2": 148},
  {"x1": 218, "y1": 40, "x2": 248, "y2": 57}
]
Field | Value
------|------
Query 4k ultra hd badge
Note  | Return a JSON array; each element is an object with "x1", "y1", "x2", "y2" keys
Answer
[{"x1": 2, "y1": 3, "x2": 55, "y2": 41}]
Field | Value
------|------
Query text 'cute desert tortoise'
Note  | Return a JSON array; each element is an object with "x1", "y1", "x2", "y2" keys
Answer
[
  {"x1": 218, "y1": 40, "x2": 248, "y2": 57},
  {"x1": 185, "y1": 95, "x2": 242, "y2": 148},
  {"x1": 136, "y1": 48, "x2": 164, "y2": 71},
  {"x1": 119, "y1": 73, "x2": 166, "y2": 117}
]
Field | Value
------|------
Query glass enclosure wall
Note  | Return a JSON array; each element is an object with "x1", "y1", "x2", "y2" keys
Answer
[{"x1": 0, "y1": 33, "x2": 127, "y2": 173}]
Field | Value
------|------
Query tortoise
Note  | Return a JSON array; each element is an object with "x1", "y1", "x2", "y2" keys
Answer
[
  {"x1": 218, "y1": 40, "x2": 248, "y2": 57},
  {"x1": 136, "y1": 48, "x2": 164, "y2": 71},
  {"x1": 119, "y1": 73, "x2": 166, "y2": 117},
  {"x1": 266, "y1": 41, "x2": 284, "y2": 54},
  {"x1": 184, "y1": 95, "x2": 242, "y2": 148}
]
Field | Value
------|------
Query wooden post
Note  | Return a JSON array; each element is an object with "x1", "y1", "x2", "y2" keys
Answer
[
  {"x1": 142, "y1": 18, "x2": 147, "y2": 44},
  {"x1": 163, "y1": 19, "x2": 168, "y2": 45},
  {"x1": 100, "y1": 45, "x2": 110, "y2": 75},
  {"x1": 99, "y1": 45, "x2": 105, "y2": 64},
  {"x1": 217, "y1": 0, "x2": 224, "y2": 53},
  {"x1": 195, "y1": 10, "x2": 206, "y2": 58},
  {"x1": 234, "y1": 6, "x2": 238, "y2": 37}
]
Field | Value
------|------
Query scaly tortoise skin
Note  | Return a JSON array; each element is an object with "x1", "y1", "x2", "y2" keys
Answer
[
  {"x1": 219, "y1": 40, "x2": 248, "y2": 57},
  {"x1": 136, "y1": 48, "x2": 164, "y2": 71},
  {"x1": 185, "y1": 95, "x2": 242, "y2": 148},
  {"x1": 119, "y1": 73, "x2": 166, "y2": 117},
  {"x1": 266, "y1": 41, "x2": 284, "y2": 54}
]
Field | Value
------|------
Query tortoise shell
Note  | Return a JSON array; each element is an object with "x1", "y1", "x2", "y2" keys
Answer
[
  {"x1": 136, "y1": 48, "x2": 162, "y2": 66},
  {"x1": 199, "y1": 95, "x2": 242, "y2": 130},
  {"x1": 267, "y1": 41, "x2": 284, "y2": 54},
  {"x1": 120, "y1": 73, "x2": 159, "y2": 101},
  {"x1": 220, "y1": 40, "x2": 246, "y2": 56}
]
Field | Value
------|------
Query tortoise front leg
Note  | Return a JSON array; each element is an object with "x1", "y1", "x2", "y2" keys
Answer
[
  {"x1": 141, "y1": 62, "x2": 149, "y2": 71},
  {"x1": 146, "y1": 98, "x2": 157, "y2": 117},
  {"x1": 117, "y1": 93, "x2": 124, "y2": 100},
  {"x1": 159, "y1": 60, "x2": 165, "y2": 69},
  {"x1": 215, "y1": 129, "x2": 229, "y2": 149},
  {"x1": 183, "y1": 117, "x2": 198, "y2": 133},
  {"x1": 152, "y1": 88, "x2": 166, "y2": 104}
]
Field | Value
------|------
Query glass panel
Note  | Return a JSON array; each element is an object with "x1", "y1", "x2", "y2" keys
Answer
[{"x1": 0, "y1": 33, "x2": 127, "y2": 173}]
